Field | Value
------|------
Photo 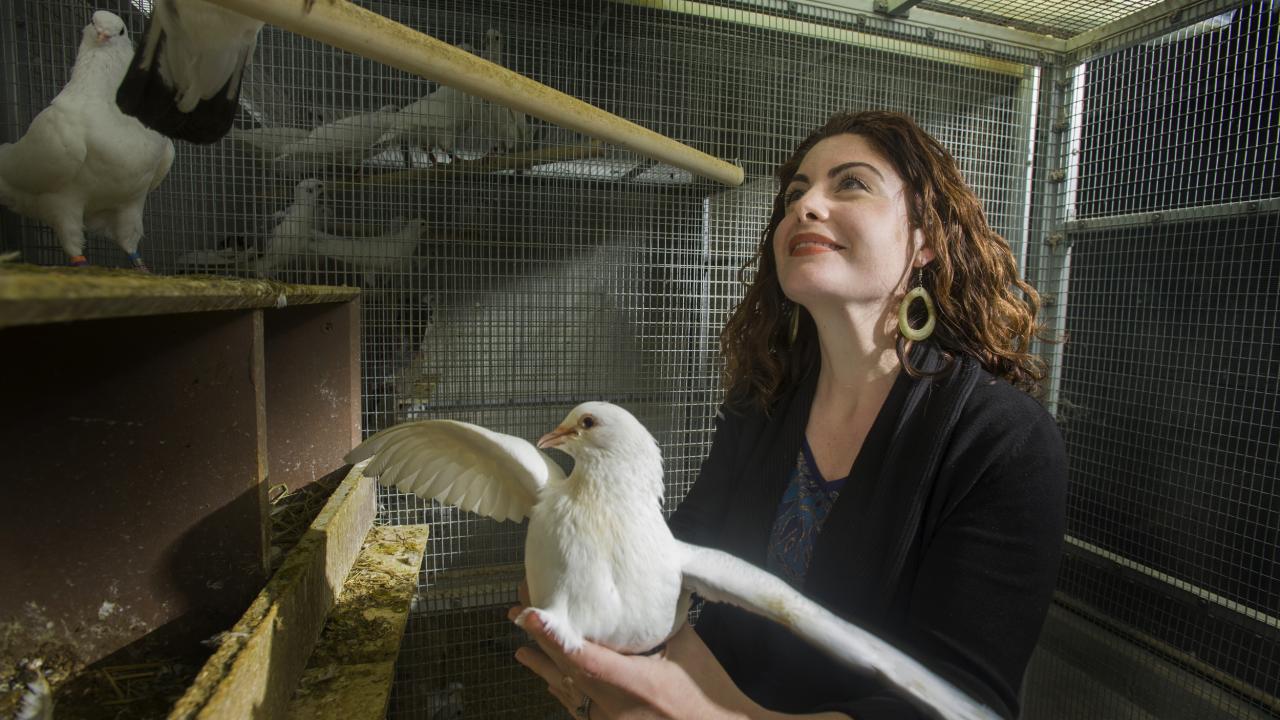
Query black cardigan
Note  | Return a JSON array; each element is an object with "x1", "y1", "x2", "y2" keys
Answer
[{"x1": 669, "y1": 345, "x2": 1067, "y2": 719}]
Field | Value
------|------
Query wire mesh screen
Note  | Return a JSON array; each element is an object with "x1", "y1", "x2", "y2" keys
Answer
[
  {"x1": 1041, "y1": 3, "x2": 1279, "y2": 719},
  {"x1": 5, "y1": 0, "x2": 1276, "y2": 718}
]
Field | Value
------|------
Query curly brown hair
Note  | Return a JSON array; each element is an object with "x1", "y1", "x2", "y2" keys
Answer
[{"x1": 720, "y1": 110, "x2": 1050, "y2": 409}]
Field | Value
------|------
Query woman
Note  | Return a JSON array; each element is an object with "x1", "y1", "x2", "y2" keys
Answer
[{"x1": 511, "y1": 110, "x2": 1067, "y2": 719}]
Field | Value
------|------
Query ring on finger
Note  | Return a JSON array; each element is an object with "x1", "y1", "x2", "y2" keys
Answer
[{"x1": 575, "y1": 694, "x2": 592, "y2": 720}]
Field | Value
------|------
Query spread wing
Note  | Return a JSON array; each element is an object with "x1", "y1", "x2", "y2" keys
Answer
[
  {"x1": 345, "y1": 419, "x2": 561, "y2": 523},
  {"x1": 676, "y1": 540, "x2": 999, "y2": 720}
]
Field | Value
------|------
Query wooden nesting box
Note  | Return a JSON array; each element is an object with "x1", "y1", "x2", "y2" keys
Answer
[{"x1": 0, "y1": 265, "x2": 361, "y2": 683}]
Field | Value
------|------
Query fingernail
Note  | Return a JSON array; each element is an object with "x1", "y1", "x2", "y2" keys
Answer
[
  {"x1": 514, "y1": 647, "x2": 529, "y2": 665},
  {"x1": 507, "y1": 606, "x2": 521, "y2": 622}
]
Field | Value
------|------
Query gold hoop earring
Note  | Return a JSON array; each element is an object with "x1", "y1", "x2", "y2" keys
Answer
[
  {"x1": 898, "y1": 271, "x2": 935, "y2": 342},
  {"x1": 788, "y1": 303, "x2": 800, "y2": 345}
]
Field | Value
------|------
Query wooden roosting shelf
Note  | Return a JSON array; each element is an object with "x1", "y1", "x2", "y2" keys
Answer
[{"x1": 0, "y1": 265, "x2": 407, "y2": 717}]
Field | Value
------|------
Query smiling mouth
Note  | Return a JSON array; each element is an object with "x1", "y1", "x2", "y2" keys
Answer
[{"x1": 788, "y1": 233, "x2": 845, "y2": 256}]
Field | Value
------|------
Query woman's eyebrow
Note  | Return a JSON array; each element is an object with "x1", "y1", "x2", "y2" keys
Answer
[
  {"x1": 828, "y1": 161, "x2": 884, "y2": 180},
  {"x1": 789, "y1": 161, "x2": 885, "y2": 186}
]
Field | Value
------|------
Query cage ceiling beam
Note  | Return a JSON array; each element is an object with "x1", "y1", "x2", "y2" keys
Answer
[
  {"x1": 626, "y1": 0, "x2": 1058, "y2": 70},
  {"x1": 200, "y1": 0, "x2": 744, "y2": 187},
  {"x1": 872, "y1": 0, "x2": 924, "y2": 19}
]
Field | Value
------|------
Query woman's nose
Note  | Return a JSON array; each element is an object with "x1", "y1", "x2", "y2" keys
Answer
[{"x1": 794, "y1": 192, "x2": 827, "y2": 221}]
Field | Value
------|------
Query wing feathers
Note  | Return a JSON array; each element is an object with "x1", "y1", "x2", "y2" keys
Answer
[
  {"x1": 677, "y1": 541, "x2": 998, "y2": 720},
  {"x1": 346, "y1": 419, "x2": 559, "y2": 523}
]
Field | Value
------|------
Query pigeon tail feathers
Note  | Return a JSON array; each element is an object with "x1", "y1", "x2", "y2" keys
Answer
[{"x1": 116, "y1": 31, "x2": 245, "y2": 144}]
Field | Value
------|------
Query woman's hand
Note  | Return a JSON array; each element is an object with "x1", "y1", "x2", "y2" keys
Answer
[{"x1": 508, "y1": 591, "x2": 758, "y2": 719}]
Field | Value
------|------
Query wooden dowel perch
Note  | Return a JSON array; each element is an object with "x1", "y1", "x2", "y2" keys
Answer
[{"x1": 204, "y1": 0, "x2": 745, "y2": 187}]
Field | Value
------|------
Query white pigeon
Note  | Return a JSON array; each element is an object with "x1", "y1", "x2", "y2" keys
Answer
[
  {"x1": 310, "y1": 218, "x2": 426, "y2": 287},
  {"x1": 462, "y1": 29, "x2": 529, "y2": 155},
  {"x1": 347, "y1": 402, "x2": 999, "y2": 720},
  {"x1": 227, "y1": 125, "x2": 312, "y2": 159},
  {"x1": 377, "y1": 86, "x2": 471, "y2": 161},
  {"x1": 273, "y1": 105, "x2": 403, "y2": 176},
  {"x1": 250, "y1": 178, "x2": 325, "y2": 278},
  {"x1": 0, "y1": 10, "x2": 174, "y2": 270},
  {"x1": 115, "y1": 0, "x2": 264, "y2": 144}
]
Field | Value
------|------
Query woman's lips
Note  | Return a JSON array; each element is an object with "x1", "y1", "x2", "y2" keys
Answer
[{"x1": 788, "y1": 233, "x2": 845, "y2": 257}]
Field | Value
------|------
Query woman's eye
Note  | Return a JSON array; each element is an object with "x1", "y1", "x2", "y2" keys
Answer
[
  {"x1": 838, "y1": 175, "x2": 867, "y2": 191},
  {"x1": 783, "y1": 188, "x2": 805, "y2": 205}
]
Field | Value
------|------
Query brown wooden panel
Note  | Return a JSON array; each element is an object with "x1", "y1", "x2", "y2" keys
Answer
[
  {"x1": 0, "y1": 310, "x2": 269, "y2": 667},
  {"x1": 264, "y1": 298, "x2": 362, "y2": 493}
]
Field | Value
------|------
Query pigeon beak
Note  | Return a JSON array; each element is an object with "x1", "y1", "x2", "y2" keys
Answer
[
  {"x1": 536, "y1": 426, "x2": 577, "y2": 450},
  {"x1": 97, "y1": 30, "x2": 112, "y2": 43}
]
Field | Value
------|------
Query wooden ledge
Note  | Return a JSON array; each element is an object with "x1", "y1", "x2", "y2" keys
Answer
[
  {"x1": 287, "y1": 524, "x2": 431, "y2": 719},
  {"x1": 166, "y1": 463, "x2": 376, "y2": 720},
  {"x1": 0, "y1": 264, "x2": 359, "y2": 329}
]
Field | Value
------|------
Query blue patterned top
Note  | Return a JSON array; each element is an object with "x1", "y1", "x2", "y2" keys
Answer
[{"x1": 765, "y1": 438, "x2": 848, "y2": 588}]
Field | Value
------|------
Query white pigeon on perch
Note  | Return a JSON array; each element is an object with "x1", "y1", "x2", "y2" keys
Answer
[
  {"x1": 310, "y1": 218, "x2": 427, "y2": 287},
  {"x1": 0, "y1": 10, "x2": 174, "y2": 270},
  {"x1": 273, "y1": 104, "x2": 403, "y2": 176},
  {"x1": 463, "y1": 29, "x2": 529, "y2": 155},
  {"x1": 346, "y1": 402, "x2": 999, "y2": 720},
  {"x1": 227, "y1": 125, "x2": 312, "y2": 159},
  {"x1": 116, "y1": 0, "x2": 264, "y2": 144},
  {"x1": 377, "y1": 85, "x2": 471, "y2": 161},
  {"x1": 250, "y1": 178, "x2": 325, "y2": 278}
]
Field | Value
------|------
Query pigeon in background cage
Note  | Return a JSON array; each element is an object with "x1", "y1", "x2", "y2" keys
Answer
[
  {"x1": 347, "y1": 403, "x2": 998, "y2": 720},
  {"x1": 0, "y1": 11, "x2": 174, "y2": 271},
  {"x1": 249, "y1": 178, "x2": 325, "y2": 278},
  {"x1": 455, "y1": 29, "x2": 530, "y2": 157},
  {"x1": 377, "y1": 86, "x2": 470, "y2": 164},
  {"x1": 226, "y1": 125, "x2": 312, "y2": 160},
  {"x1": 272, "y1": 104, "x2": 404, "y2": 177},
  {"x1": 309, "y1": 218, "x2": 427, "y2": 288},
  {"x1": 375, "y1": 29, "x2": 531, "y2": 165},
  {"x1": 116, "y1": 0, "x2": 263, "y2": 144}
]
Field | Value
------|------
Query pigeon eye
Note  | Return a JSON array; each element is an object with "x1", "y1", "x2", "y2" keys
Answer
[
  {"x1": 117, "y1": 28, "x2": 125, "y2": 36},
  {"x1": 580, "y1": 416, "x2": 596, "y2": 429}
]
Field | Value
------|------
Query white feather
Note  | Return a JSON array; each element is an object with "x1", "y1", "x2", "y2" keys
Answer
[
  {"x1": 679, "y1": 542, "x2": 999, "y2": 720},
  {"x1": 309, "y1": 218, "x2": 426, "y2": 287},
  {"x1": 227, "y1": 125, "x2": 312, "y2": 158},
  {"x1": 345, "y1": 419, "x2": 555, "y2": 522},
  {"x1": 273, "y1": 104, "x2": 402, "y2": 175},
  {"x1": 142, "y1": 0, "x2": 262, "y2": 112}
]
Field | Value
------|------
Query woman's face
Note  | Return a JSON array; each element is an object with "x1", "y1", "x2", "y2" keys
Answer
[{"x1": 772, "y1": 133, "x2": 932, "y2": 312}]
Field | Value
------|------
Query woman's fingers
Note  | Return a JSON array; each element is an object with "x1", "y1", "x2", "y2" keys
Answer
[
  {"x1": 512, "y1": 618, "x2": 588, "y2": 717},
  {"x1": 516, "y1": 644, "x2": 588, "y2": 715},
  {"x1": 514, "y1": 643, "x2": 560, "y2": 685},
  {"x1": 511, "y1": 607, "x2": 577, "y2": 668}
]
